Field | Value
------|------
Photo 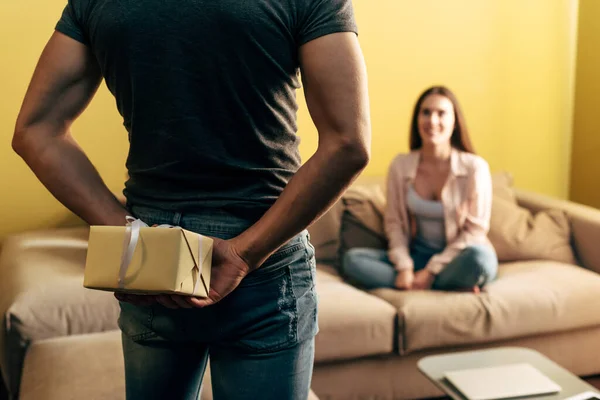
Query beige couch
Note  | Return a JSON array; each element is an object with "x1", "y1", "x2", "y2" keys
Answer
[{"x1": 2, "y1": 176, "x2": 600, "y2": 399}]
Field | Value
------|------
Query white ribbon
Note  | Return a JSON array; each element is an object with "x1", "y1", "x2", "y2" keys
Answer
[
  {"x1": 118, "y1": 216, "x2": 147, "y2": 289},
  {"x1": 117, "y1": 217, "x2": 203, "y2": 296}
]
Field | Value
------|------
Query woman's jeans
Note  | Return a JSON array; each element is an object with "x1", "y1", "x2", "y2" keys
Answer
[
  {"x1": 342, "y1": 241, "x2": 498, "y2": 290},
  {"x1": 118, "y1": 205, "x2": 318, "y2": 400}
]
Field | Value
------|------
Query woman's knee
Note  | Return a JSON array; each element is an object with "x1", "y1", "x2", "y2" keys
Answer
[
  {"x1": 342, "y1": 248, "x2": 373, "y2": 273},
  {"x1": 462, "y1": 245, "x2": 498, "y2": 283},
  {"x1": 342, "y1": 247, "x2": 387, "y2": 276}
]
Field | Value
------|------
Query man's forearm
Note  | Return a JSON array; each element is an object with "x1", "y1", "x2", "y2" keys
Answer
[
  {"x1": 231, "y1": 138, "x2": 369, "y2": 269},
  {"x1": 13, "y1": 129, "x2": 128, "y2": 226}
]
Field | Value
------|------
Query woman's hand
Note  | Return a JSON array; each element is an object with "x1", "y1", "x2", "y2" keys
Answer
[
  {"x1": 412, "y1": 269, "x2": 435, "y2": 290},
  {"x1": 394, "y1": 269, "x2": 414, "y2": 290}
]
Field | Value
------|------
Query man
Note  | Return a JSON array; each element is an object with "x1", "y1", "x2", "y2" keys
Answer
[{"x1": 12, "y1": 0, "x2": 371, "y2": 398}]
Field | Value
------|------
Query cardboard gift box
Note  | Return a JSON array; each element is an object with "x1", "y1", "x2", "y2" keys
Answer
[{"x1": 84, "y1": 219, "x2": 213, "y2": 297}]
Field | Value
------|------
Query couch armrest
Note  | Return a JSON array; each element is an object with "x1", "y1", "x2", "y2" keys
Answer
[
  {"x1": 515, "y1": 188, "x2": 600, "y2": 274},
  {"x1": 0, "y1": 228, "x2": 119, "y2": 397}
]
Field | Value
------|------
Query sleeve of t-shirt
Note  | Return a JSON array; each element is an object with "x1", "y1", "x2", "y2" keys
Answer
[
  {"x1": 55, "y1": 0, "x2": 88, "y2": 45},
  {"x1": 296, "y1": 0, "x2": 358, "y2": 46}
]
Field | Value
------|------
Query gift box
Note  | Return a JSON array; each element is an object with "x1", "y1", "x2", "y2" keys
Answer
[{"x1": 83, "y1": 218, "x2": 213, "y2": 297}]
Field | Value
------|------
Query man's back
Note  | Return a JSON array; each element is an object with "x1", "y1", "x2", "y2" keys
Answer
[
  {"x1": 56, "y1": 0, "x2": 357, "y2": 217},
  {"x1": 14, "y1": 0, "x2": 369, "y2": 396}
]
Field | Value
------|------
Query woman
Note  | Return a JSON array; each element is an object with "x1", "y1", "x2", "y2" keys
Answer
[{"x1": 343, "y1": 86, "x2": 498, "y2": 293}]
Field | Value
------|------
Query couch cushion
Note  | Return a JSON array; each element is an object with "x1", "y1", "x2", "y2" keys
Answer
[
  {"x1": 315, "y1": 268, "x2": 396, "y2": 363},
  {"x1": 337, "y1": 184, "x2": 388, "y2": 268},
  {"x1": 308, "y1": 177, "x2": 385, "y2": 265},
  {"x1": 315, "y1": 263, "x2": 344, "y2": 283},
  {"x1": 489, "y1": 194, "x2": 576, "y2": 264},
  {"x1": 19, "y1": 330, "x2": 126, "y2": 400},
  {"x1": 371, "y1": 261, "x2": 600, "y2": 354},
  {"x1": 0, "y1": 228, "x2": 120, "y2": 396},
  {"x1": 515, "y1": 189, "x2": 600, "y2": 275}
]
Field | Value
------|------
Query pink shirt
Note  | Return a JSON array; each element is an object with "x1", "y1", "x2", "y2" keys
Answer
[{"x1": 384, "y1": 149, "x2": 495, "y2": 274}]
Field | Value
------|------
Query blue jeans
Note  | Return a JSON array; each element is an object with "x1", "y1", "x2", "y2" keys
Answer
[
  {"x1": 118, "y1": 206, "x2": 318, "y2": 400},
  {"x1": 342, "y1": 241, "x2": 498, "y2": 290}
]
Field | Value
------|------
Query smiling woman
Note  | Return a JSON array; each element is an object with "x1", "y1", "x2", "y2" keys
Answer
[
  {"x1": 342, "y1": 86, "x2": 499, "y2": 294},
  {"x1": 409, "y1": 86, "x2": 474, "y2": 154}
]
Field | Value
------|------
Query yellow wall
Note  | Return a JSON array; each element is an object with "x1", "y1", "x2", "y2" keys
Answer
[
  {"x1": 298, "y1": 0, "x2": 578, "y2": 195},
  {"x1": 570, "y1": 0, "x2": 600, "y2": 208},
  {"x1": 0, "y1": 0, "x2": 579, "y2": 240},
  {"x1": 0, "y1": 1, "x2": 129, "y2": 240}
]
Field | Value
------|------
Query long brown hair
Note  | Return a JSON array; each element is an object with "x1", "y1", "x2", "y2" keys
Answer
[{"x1": 409, "y1": 86, "x2": 475, "y2": 153}]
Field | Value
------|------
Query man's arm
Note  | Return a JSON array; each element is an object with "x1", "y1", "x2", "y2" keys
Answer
[
  {"x1": 12, "y1": 32, "x2": 129, "y2": 226},
  {"x1": 231, "y1": 32, "x2": 371, "y2": 269}
]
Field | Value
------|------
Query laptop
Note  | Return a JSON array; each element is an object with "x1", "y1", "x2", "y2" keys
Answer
[{"x1": 444, "y1": 363, "x2": 561, "y2": 400}]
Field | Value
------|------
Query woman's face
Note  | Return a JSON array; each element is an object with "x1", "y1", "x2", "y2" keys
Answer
[{"x1": 417, "y1": 94, "x2": 456, "y2": 148}]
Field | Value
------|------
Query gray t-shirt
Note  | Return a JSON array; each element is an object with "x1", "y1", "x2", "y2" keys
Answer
[{"x1": 56, "y1": 0, "x2": 357, "y2": 219}]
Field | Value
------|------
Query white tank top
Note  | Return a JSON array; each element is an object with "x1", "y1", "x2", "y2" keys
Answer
[{"x1": 406, "y1": 184, "x2": 446, "y2": 250}]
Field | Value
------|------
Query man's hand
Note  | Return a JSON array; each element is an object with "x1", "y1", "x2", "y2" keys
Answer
[
  {"x1": 115, "y1": 237, "x2": 251, "y2": 309},
  {"x1": 394, "y1": 269, "x2": 414, "y2": 290},
  {"x1": 412, "y1": 269, "x2": 435, "y2": 290},
  {"x1": 185, "y1": 236, "x2": 251, "y2": 307}
]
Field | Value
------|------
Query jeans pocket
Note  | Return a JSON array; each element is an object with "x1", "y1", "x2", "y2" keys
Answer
[
  {"x1": 240, "y1": 241, "x2": 305, "y2": 288},
  {"x1": 223, "y1": 264, "x2": 297, "y2": 353},
  {"x1": 118, "y1": 302, "x2": 156, "y2": 341},
  {"x1": 223, "y1": 234, "x2": 316, "y2": 353}
]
